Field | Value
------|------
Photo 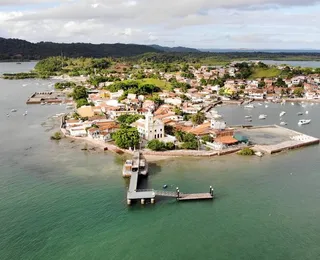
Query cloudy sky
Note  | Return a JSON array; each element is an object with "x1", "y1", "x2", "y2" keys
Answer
[{"x1": 0, "y1": 0, "x2": 320, "y2": 49}]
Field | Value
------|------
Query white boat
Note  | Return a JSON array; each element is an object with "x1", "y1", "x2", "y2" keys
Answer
[
  {"x1": 244, "y1": 104, "x2": 255, "y2": 109},
  {"x1": 291, "y1": 102, "x2": 294, "y2": 106},
  {"x1": 305, "y1": 111, "x2": 309, "y2": 114},
  {"x1": 245, "y1": 115, "x2": 252, "y2": 119},
  {"x1": 122, "y1": 151, "x2": 148, "y2": 177},
  {"x1": 279, "y1": 111, "x2": 286, "y2": 117},
  {"x1": 280, "y1": 122, "x2": 287, "y2": 126},
  {"x1": 255, "y1": 152, "x2": 263, "y2": 157},
  {"x1": 257, "y1": 103, "x2": 262, "y2": 106},
  {"x1": 265, "y1": 105, "x2": 269, "y2": 108},
  {"x1": 6, "y1": 114, "x2": 9, "y2": 117},
  {"x1": 11, "y1": 109, "x2": 17, "y2": 112},
  {"x1": 297, "y1": 112, "x2": 303, "y2": 116},
  {"x1": 298, "y1": 119, "x2": 311, "y2": 125},
  {"x1": 259, "y1": 114, "x2": 267, "y2": 120},
  {"x1": 245, "y1": 119, "x2": 252, "y2": 122}
]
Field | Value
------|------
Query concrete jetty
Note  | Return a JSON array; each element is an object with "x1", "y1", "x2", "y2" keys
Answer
[{"x1": 126, "y1": 153, "x2": 214, "y2": 205}]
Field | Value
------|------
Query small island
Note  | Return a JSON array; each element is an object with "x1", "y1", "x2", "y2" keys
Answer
[{"x1": 13, "y1": 56, "x2": 320, "y2": 157}]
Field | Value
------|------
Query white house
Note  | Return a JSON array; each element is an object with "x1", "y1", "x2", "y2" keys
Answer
[
  {"x1": 68, "y1": 127, "x2": 87, "y2": 137},
  {"x1": 164, "y1": 97, "x2": 182, "y2": 106},
  {"x1": 211, "y1": 115, "x2": 226, "y2": 130},
  {"x1": 131, "y1": 111, "x2": 165, "y2": 141}
]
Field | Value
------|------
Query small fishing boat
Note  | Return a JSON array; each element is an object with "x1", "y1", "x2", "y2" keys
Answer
[
  {"x1": 245, "y1": 115, "x2": 252, "y2": 119},
  {"x1": 298, "y1": 119, "x2": 311, "y2": 125},
  {"x1": 245, "y1": 119, "x2": 252, "y2": 122},
  {"x1": 265, "y1": 105, "x2": 269, "y2": 108},
  {"x1": 257, "y1": 103, "x2": 262, "y2": 106},
  {"x1": 305, "y1": 111, "x2": 309, "y2": 114},
  {"x1": 11, "y1": 109, "x2": 17, "y2": 112},
  {"x1": 280, "y1": 122, "x2": 287, "y2": 126},
  {"x1": 291, "y1": 102, "x2": 294, "y2": 106},
  {"x1": 259, "y1": 114, "x2": 267, "y2": 120},
  {"x1": 279, "y1": 111, "x2": 286, "y2": 117},
  {"x1": 6, "y1": 114, "x2": 9, "y2": 117},
  {"x1": 297, "y1": 112, "x2": 303, "y2": 116},
  {"x1": 244, "y1": 104, "x2": 255, "y2": 109},
  {"x1": 163, "y1": 184, "x2": 168, "y2": 189},
  {"x1": 255, "y1": 152, "x2": 263, "y2": 157}
]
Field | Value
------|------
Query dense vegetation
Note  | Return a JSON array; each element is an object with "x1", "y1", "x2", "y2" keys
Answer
[
  {"x1": 71, "y1": 86, "x2": 93, "y2": 108},
  {"x1": 54, "y1": 81, "x2": 76, "y2": 90},
  {"x1": 112, "y1": 126, "x2": 140, "y2": 149},
  {"x1": 174, "y1": 131, "x2": 199, "y2": 150},
  {"x1": 0, "y1": 37, "x2": 162, "y2": 60},
  {"x1": 147, "y1": 140, "x2": 175, "y2": 151},
  {"x1": 117, "y1": 114, "x2": 143, "y2": 125}
]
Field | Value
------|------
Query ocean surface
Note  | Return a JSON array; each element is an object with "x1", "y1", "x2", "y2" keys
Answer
[
  {"x1": 1, "y1": 62, "x2": 320, "y2": 260},
  {"x1": 260, "y1": 60, "x2": 320, "y2": 68}
]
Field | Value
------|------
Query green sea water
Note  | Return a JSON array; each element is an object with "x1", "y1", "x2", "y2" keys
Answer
[{"x1": 1, "y1": 63, "x2": 320, "y2": 260}]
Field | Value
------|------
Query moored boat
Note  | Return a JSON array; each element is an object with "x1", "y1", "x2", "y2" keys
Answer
[
  {"x1": 298, "y1": 119, "x2": 311, "y2": 126},
  {"x1": 280, "y1": 122, "x2": 287, "y2": 126},
  {"x1": 279, "y1": 111, "x2": 286, "y2": 117},
  {"x1": 297, "y1": 112, "x2": 303, "y2": 116},
  {"x1": 122, "y1": 151, "x2": 148, "y2": 177},
  {"x1": 244, "y1": 104, "x2": 254, "y2": 109},
  {"x1": 259, "y1": 114, "x2": 267, "y2": 120}
]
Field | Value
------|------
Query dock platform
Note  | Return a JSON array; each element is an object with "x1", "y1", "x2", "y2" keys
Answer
[{"x1": 178, "y1": 193, "x2": 213, "y2": 201}]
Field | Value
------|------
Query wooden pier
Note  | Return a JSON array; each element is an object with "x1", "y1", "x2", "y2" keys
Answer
[{"x1": 177, "y1": 193, "x2": 214, "y2": 201}]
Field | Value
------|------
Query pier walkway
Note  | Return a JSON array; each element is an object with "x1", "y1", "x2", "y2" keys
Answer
[{"x1": 126, "y1": 162, "x2": 214, "y2": 205}]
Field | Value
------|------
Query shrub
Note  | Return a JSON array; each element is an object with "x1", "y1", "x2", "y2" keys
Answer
[
  {"x1": 238, "y1": 147, "x2": 254, "y2": 156},
  {"x1": 51, "y1": 131, "x2": 62, "y2": 140},
  {"x1": 147, "y1": 140, "x2": 166, "y2": 151}
]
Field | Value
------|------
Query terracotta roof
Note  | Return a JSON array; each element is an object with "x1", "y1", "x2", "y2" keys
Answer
[{"x1": 214, "y1": 136, "x2": 238, "y2": 145}]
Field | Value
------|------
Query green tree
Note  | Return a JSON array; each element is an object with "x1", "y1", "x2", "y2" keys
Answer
[
  {"x1": 72, "y1": 86, "x2": 88, "y2": 100},
  {"x1": 200, "y1": 78, "x2": 207, "y2": 86},
  {"x1": 76, "y1": 98, "x2": 89, "y2": 108},
  {"x1": 293, "y1": 87, "x2": 304, "y2": 97},
  {"x1": 191, "y1": 112, "x2": 206, "y2": 125},
  {"x1": 117, "y1": 114, "x2": 142, "y2": 125},
  {"x1": 113, "y1": 126, "x2": 140, "y2": 149},
  {"x1": 275, "y1": 78, "x2": 287, "y2": 88},
  {"x1": 147, "y1": 140, "x2": 166, "y2": 151}
]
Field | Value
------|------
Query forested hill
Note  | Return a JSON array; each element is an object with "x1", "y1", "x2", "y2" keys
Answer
[{"x1": 0, "y1": 38, "x2": 165, "y2": 60}]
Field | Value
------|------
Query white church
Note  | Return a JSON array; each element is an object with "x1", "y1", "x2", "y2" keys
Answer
[{"x1": 131, "y1": 111, "x2": 165, "y2": 141}]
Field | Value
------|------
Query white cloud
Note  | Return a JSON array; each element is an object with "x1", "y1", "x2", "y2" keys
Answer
[{"x1": 1, "y1": 0, "x2": 320, "y2": 48}]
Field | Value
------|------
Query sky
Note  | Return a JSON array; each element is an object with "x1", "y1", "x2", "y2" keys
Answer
[{"x1": 0, "y1": 0, "x2": 320, "y2": 49}]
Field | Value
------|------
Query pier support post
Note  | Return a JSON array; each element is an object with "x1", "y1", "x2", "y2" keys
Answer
[
  {"x1": 127, "y1": 199, "x2": 131, "y2": 205},
  {"x1": 141, "y1": 199, "x2": 145, "y2": 205},
  {"x1": 151, "y1": 198, "x2": 155, "y2": 204}
]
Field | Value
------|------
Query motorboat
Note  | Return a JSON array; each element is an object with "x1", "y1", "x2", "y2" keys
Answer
[
  {"x1": 291, "y1": 102, "x2": 294, "y2": 106},
  {"x1": 297, "y1": 112, "x2": 303, "y2": 116},
  {"x1": 259, "y1": 114, "x2": 267, "y2": 120},
  {"x1": 245, "y1": 119, "x2": 252, "y2": 122},
  {"x1": 244, "y1": 104, "x2": 255, "y2": 109},
  {"x1": 11, "y1": 109, "x2": 17, "y2": 112},
  {"x1": 280, "y1": 122, "x2": 287, "y2": 126},
  {"x1": 163, "y1": 184, "x2": 168, "y2": 189},
  {"x1": 298, "y1": 119, "x2": 311, "y2": 125},
  {"x1": 245, "y1": 115, "x2": 252, "y2": 119},
  {"x1": 122, "y1": 151, "x2": 148, "y2": 177},
  {"x1": 305, "y1": 111, "x2": 309, "y2": 115},
  {"x1": 279, "y1": 111, "x2": 286, "y2": 117},
  {"x1": 265, "y1": 105, "x2": 269, "y2": 108},
  {"x1": 255, "y1": 152, "x2": 263, "y2": 157}
]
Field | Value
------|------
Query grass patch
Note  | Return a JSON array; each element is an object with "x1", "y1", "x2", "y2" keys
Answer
[
  {"x1": 249, "y1": 67, "x2": 281, "y2": 79},
  {"x1": 138, "y1": 78, "x2": 172, "y2": 90}
]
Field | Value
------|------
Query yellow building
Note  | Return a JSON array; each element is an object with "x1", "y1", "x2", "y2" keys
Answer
[{"x1": 77, "y1": 106, "x2": 95, "y2": 118}]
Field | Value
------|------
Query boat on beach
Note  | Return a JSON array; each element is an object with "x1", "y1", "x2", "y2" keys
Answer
[
  {"x1": 298, "y1": 119, "x2": 311, "y2": 126},
  {"x1": 122, "y1": 151, "x2": 148, "y2": 177}
]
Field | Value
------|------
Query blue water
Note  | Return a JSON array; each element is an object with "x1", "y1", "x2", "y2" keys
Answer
[{"x1": 1, "y1": 63, "x2": 320, "y2": 260}]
